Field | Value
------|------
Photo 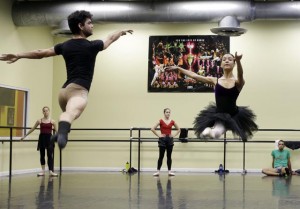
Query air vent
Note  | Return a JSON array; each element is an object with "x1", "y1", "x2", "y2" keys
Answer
[
  {"x1": 51, "y1": 20, "x2": 72, "y2": 37},
  {"x1": 210, "y1": 16, "x2": 247, "y2": 37}
]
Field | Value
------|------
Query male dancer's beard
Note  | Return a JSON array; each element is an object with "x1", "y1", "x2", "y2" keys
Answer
[{"x1": 83, "y1": 30, "x2": 92, "y2": 37}]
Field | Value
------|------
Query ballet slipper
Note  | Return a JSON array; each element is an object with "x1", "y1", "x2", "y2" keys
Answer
[
  {"x1": 50, "y1": 171, "x2": 58, "y2": 177},
  {"x1": 37, "y1": 172, "x2": 45, "y2": 177},
  {"x1": 153, "y1": 172, "x2": 160, "y2": 176},
  {"x1": 168, "y1": 172, "x2": 175, "y2": 176}
]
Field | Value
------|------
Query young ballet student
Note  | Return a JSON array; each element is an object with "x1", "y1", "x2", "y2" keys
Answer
[{"x1": 151, "y1": 108, "x2": 180, "y2": 176}]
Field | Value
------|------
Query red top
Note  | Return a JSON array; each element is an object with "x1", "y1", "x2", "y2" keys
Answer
[
  {"x1": 40, "y1": 120, "x2": 53, "y2": 134},
  {"x1": 159, "y1": 119, "x2": 175, "y2": 136}
]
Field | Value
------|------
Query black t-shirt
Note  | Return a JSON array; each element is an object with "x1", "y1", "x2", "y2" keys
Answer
[{"x1": 54, "y1": 39, "x2": 104, "y2": 91}]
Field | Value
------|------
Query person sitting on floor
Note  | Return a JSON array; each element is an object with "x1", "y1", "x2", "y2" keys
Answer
[{"x1": 262, "y1": 140, "x2": 293, "y2": 177}]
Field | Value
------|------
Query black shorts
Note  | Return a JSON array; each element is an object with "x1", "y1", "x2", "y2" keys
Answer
[
  {"x1": 37, "y1": 133, "x2": 52, "y2": 151},
  {"x1": 158, "y1": 136, "x2": 174, "y2": 147}
]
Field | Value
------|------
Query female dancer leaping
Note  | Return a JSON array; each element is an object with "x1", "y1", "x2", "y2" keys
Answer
[{"x1": 167, "y1": 52, "x2": 258, "y2": 141}]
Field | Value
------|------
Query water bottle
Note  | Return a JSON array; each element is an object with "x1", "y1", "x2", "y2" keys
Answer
[
  {"x1": 125, "y1": 161, "x2": 130, "y2": 171},
  {"x1": 219, "y1": 164, "x2": 224, "y2": 173}
]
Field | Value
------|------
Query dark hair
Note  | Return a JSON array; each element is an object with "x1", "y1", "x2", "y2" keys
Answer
[
  {"x1": 227, "y1": 53, "x2": 235, "y2": 58},
  {"x1": 42, "y1": 106, "x2": 49, "y2": 111},
  {"x1": 164, "y1": 108, "x2": 171, "y2": 113},
  {"x1": 68, "y1": 10, "x2": 93, "y2": 35},
  {"x1": 278, "y1": 140, "x2": 284, "y2": 144},
  {"x1": 222, "y1": 53, "x2": 236, "y2": 63}
]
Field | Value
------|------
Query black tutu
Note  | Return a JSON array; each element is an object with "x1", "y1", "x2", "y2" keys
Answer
[{"x1": 193, "y1": 103, "x2": 258, "y2": 141}]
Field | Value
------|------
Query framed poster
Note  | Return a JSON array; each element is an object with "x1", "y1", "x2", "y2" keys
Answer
[{"x1": 148, "y1": 35, "x2": 230, "y2": 92}]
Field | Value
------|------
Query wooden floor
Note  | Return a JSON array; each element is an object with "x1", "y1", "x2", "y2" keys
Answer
[{"x1": 1, "y1": 172, "x2": 300, "y2": 209}]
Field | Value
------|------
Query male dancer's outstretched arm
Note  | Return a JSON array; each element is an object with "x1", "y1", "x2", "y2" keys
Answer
[
  {"x1": 0, "y1": 48, "x2": 56, "y2": 64},
  {"x1": 0, "y1": 30, "x2": 133, "y2": 63},
  {"x1": 103, "y1": 30, "x2": 133, "y2": 49}
]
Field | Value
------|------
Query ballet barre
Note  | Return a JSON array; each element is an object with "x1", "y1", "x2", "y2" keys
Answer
[
  {"x1": 129, "y1": 127, "x2": 300, "y2": 174},
  {"x1": 1, "y1": 126, "x2": 300, "y2": 179}
]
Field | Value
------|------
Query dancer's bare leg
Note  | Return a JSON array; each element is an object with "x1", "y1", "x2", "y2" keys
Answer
[
  {"x1": 53, "y1": 83, "x2": 88, "y2": 149},
  {"x1": 262, "y1": 167, "x2": 285, "y2": 176},
  {"x1": 59, "y1": 96, "x2": 88, "y2": 123},
  {"x1": 58, "y1": 83, "x2": 88, "y2": 123}
]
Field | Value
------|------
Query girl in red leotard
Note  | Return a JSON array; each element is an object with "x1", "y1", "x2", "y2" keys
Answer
[{"x1": 151, "y1": 108, "x2": 180, "y2": 176}]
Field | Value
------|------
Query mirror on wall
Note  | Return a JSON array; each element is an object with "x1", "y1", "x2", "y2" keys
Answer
[{"x1": 0, "y1": 85, "x2": 28, "y2": 139}]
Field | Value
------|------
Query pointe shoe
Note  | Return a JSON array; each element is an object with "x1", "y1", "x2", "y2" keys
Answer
[
  {"x1": 168, "y1": 172, "x2": 175, "y2": 176},
  {"x1": 57, "y1": 133, "x2": 68, "y2": 149},
  {"x1": 153, "y1": 172, "x2": 160, "y2": 176}
]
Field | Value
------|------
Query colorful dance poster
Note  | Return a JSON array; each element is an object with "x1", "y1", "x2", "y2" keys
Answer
[{"x1": 148, "y1": 35, "x2": 230, "y2": 92}]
